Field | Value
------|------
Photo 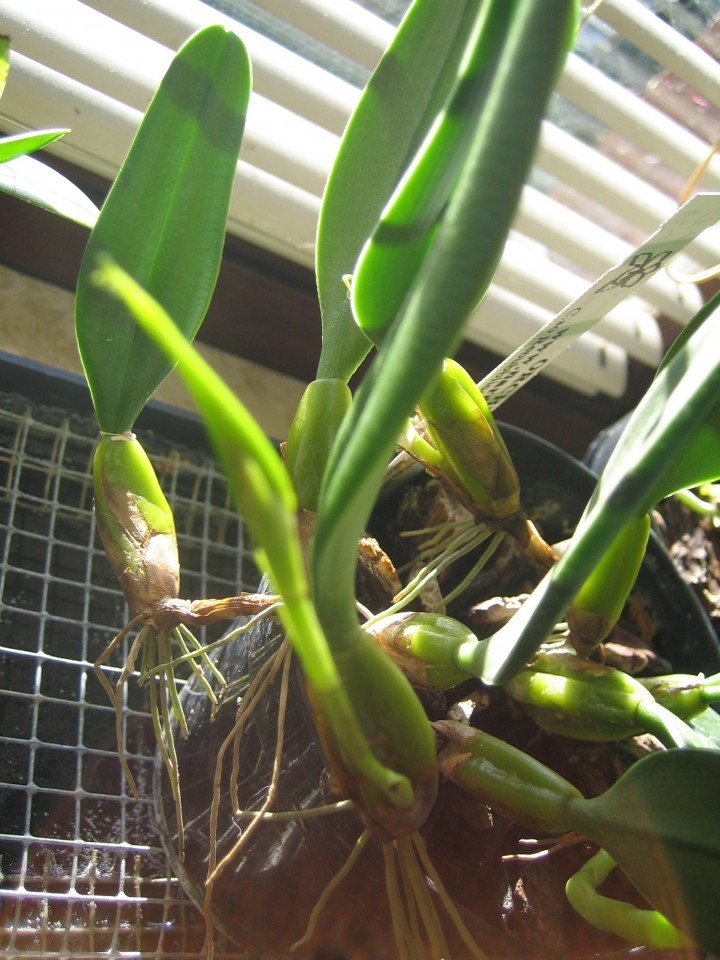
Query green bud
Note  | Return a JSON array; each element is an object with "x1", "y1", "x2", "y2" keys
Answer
[
  {"x1": 639, "y1": 672, "x2": 720, "y2": 721},
  {"x1": 506, "y1": 668, "x2": 651, "y2": 741},
  {"x1": 507, "y1": 647, "x2": 706, "y2": 747},
  {"x1": 567, "y1": 513, "x2": 651, "y2": 654},
  {"x1": 366, "y1": 611, "x2": 478, "y2": 691},
  {"x1": 284, "y1": 378, "x2": 352, "y2": 513},
  {"x1": 93, "y1": 434, "x2": 179, "y2": 616},
  {"x1": 419, "y1": 358, "x2": 520, "y2": 521},
  {"x1": 532, "y1": 645, "x2": 649, "y2": 696}
]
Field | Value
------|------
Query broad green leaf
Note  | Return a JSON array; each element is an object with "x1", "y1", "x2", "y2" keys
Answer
[
  {"x1": 312, "y1": 0, "x2": 578, "y2": 643},
  {"x1": 0, "y1": 35, "x2": 9, "y2": 99},
  {"x1": 566, "y1": 749, "x2": 720, "y2": 955},
  {"x1": 646, "y1": 289, "x2": 720, "y2": 498},
  {"x1": 601, "y1": 291, "x2": 720, "y2": 505},
  {"x1": 0, "y1": 154, "x2": 99, "y2": 228},
  {"x1": 350, "y1": 0, "x2": 576, "y2": 347},
  {"x1": 76, "y1": 26, "x2": 250, "y2": 434},
  {"x1": 315, "y1": 0, "x2": 483, "y2": 382},
  {"x1": 689, "y1": 706, "x2": 720, "y2": 747},
  {"x1": 480, "y1": 297, "x2": 720, "y2": 685},
  {"x1": 657, "y1": 287, "x2": 720, "y2": 373},
  {"x1": 0, "y1": 128, "x2": 68, "y2": 164},
  {"x1": 350, "y1": 0, "x2": 514, "y2": 344}
]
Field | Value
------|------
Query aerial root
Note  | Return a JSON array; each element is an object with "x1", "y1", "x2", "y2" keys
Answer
[
  {"x1": 235, "y1": 799, "x2": 355, "y2": 823},
  {"x1": 385, "y1": 834, "x2": 487, "y2": 960},
  {"x1": 94, "y1": 592, "x2": 282, "y2": 788},
  {"x1": 502, "y1": 831, "x2": 587, "y2": 861},
  {"x1": 290, "y1": 832, "x2": 370, "y2": 953},
  {"x1": 203, "y1": 636, "x2": 292, "y2": 960},
  {"x1": 94, "y1": 614, "x2": 149, "y2": 800},
  {"x1": 287, "y1": 829, "x2": 488, "y2": 960},
  {"x1": 94, "y1": 592, "x2": 283, "y2": 876}
]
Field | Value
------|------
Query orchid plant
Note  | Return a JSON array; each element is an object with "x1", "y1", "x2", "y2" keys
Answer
[{"x1": 5, "y1": 2, "x2": 720, "y2": 957}]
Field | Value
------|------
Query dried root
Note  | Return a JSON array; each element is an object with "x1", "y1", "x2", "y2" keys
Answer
[{"x1": 94, "y1": 592, "x2": 281, "y2": 864}]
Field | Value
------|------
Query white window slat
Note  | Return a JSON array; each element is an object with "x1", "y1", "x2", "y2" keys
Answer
[
  {"x1": 0, "y1": 52, "x2": 320, "y2": 264},
  {"x1": 558, "y1": 53, "x2": 720, "y2": 191},
  {"x1": 537, "y1": 121, "x2": 720, "y2": 269},
  {"x1": 80, "y1": 0, "x2": 359, "y2": 134},
  {"x1": 230, "y1": 161, "x2": 320, "y2": 261},
  {"x1": 514, "y1": 186, "x2": 704, "y2": 326},
  {"x1": 468, "y1": 285, "x2": 628, "y2": 399},
  {"x1": 492, "y1": 236, "x2": 663, "y2": 367},
  {"x1": 1, "y1": 0, "x2": 171, "y2": 107},
  {"x1": 244, "y1": 96, "x2": 338, "y2": 196},
  {"x1": 0, "y1": 0, "x2": 338, "y2": 199},
  {"x1": 1, "y1": 51, "x2": 141, "y2": 182},
  {"x1": 597, "y1": 0, "x2": 720, "y2": 107},
  {"x1": 248, "y1": 0, "x2": 394, "y2": 71}
]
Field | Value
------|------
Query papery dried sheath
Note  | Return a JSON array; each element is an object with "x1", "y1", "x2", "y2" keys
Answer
[{"x1": 93, "y1": 434, "x2": 179, "y2": 616}]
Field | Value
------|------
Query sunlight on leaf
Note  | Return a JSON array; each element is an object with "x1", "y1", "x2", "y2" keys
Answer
[
  {"x1": 0, "y1": 35, "x2": 9, "y2": 99},
  {"x1": 76, "y1": 26, "x2": 251, "y2": 433},
  {"x1": 0, "y1": 153, "x2": 98, "y2": 227},
  {"x1": 0, "y1": 128, "x2": 68, "y2": 165}
]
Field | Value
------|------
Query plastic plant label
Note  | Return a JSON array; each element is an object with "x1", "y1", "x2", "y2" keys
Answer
[{"x1": 480, "y1": 192, "x2": 720, "y2": 409}]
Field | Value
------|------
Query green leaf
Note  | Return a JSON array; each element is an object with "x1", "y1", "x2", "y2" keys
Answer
[
  {"x1": 600, "y1": 294, "x2": 720, "y2": 506},
  {"x1": 567, "y1": 512, "x2": 650, "y2": 653},
  {"x1": 657, "y1": 287, "x2": 720, "y2": 374},
  {"x1": 689, "y1": 706, "x2": 720, "y2": 747},
  {"x1": 312, "y1": 0, "x2": 578, "y2": 644},
  {"x1": 0, "y1": 128, "x2": 68, "y2": 164},
  {"x1": 76, "y1": 26, "x2": 250, "y2": 433},
  {"x1": 0, "y1": 127, "x2": 94, "y2": 225},
  {"x1": 565, "y1": 848, "x2": 692, "y2": 950},
  {"x1": 315, "y1": 0, "x2": 483, "y2": 382},
  {"x1": 566, "y1": 749, "x2": 720, "y2": 955},
  {"x1": 480, "y1": 297, "x2": 720, "y2": 684},
  {"x1": 624, "y1": 289, "x2": 720, "y2": 504},
  {"x1": 350, "y1": 0, "x2": 513, "y2": 344},
  {"x1": 0, "y1": 154, "x2": 99, "y2": 228},
  {"x1": 284, "y1": 378, "x2": 352, "y2": 513},
  {"x1": 0, "y1": 35, "x2": 9, "y2": 99}
]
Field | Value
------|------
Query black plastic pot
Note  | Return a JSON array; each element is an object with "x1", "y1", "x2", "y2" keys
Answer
[
  {"x1": 582, "y1": 413, "x2": 633, "y2": 477},
  {"x1": 155, "y1": 425, "x2": 719, "y2": 960}
]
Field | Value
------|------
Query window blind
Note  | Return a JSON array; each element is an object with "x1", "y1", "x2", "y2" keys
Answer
[{"x1": 0, "y1": 0, "x2": 718, "y2": 399}]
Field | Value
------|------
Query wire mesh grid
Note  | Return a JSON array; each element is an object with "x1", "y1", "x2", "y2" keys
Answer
[{"x1": 0, "y1": 388, "x2": 261, "y2": 958}]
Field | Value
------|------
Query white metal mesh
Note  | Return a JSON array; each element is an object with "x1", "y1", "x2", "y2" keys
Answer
[{"x1": 0, "y1": 388, "x2": 260, "y2": 958}]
